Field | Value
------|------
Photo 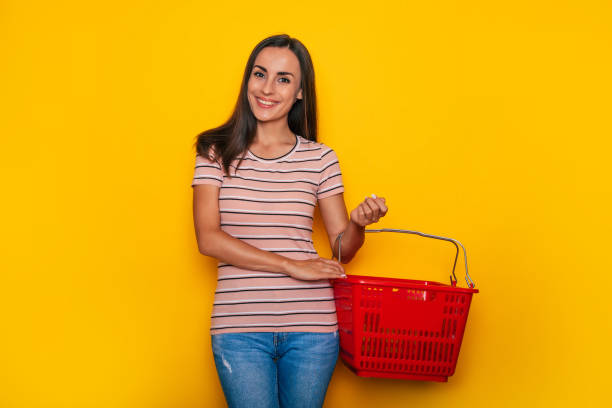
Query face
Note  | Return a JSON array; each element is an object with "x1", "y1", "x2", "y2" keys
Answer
[{"x1": 247, "y1": 46, "x2": 303, "y2": 123}]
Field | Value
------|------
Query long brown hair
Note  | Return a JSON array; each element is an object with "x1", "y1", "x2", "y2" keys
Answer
[{"x1": 193, "y1": 34, "x2": 318, "y2": 176}]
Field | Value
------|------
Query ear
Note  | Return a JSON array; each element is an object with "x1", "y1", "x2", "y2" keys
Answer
[{"x1": 296, "y1": 88, "x2": 303, "y2": 100}]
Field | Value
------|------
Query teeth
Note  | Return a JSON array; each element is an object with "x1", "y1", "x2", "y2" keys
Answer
[{"x1": 257, "y1": 98, "x2": 276, "y2": 106}]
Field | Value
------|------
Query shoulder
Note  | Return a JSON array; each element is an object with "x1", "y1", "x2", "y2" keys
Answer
[
  {"x1": 296, "y1": 136, "x2": 338, "y2": 160},
  {"x1": 195, "y1": 145, "x2": 223, "y2": 167}
]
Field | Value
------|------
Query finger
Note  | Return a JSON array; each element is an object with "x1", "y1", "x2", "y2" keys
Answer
[
  {"x1": 321, "y1": 257, "x2": 342, "y2": 267},
  {"x1": 373, "y1": 198, "x2": 388, "y2": 216},
  {"x1": 358, "y1": 206, "x2": 367, "y2": 225},
  {"x1": 329, "y1": 262, "x2": 345, "y2": 275},
  {"x1": 362, "y1": 199, "x2": 378, "y2": 223},
  {"x1": 327, "y1": 267, "x2": 346, "y2": 277},
  {"x1": 369, "y1": 196, "x2": 387, "y2": 215},
  {"x1": 361, "y1": 200, "x2": 374, "y2": 219},
  {"x1": 321, "y1": 273, "x2": 345, "y2": 280},
  {"x1": 329, "y1": 267, "x2": 347, "y2": 277},
  {"x1": 319, "y1": 265, "x2": 345, "y2": 279},
  {"x1": 315, "y1": 257, "x2": 343, "y2": 272},
  {"x1": 380, "y1": 203, "x2": 388, "y2": 216},
  {"x1": 320, "y1": 258, "x2": 345, "y2": 273},
  {"x1": 363, "y1": 198, "x2": 380, "y2": 220}
]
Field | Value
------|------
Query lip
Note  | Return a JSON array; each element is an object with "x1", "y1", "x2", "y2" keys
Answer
[{"x1": 254, "y1": 96, "x2": 280, "y2": 109}]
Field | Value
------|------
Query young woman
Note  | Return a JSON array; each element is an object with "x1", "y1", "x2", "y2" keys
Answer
[{"x1": 191, "y1": 34, "x2": 388, "y2": 408}]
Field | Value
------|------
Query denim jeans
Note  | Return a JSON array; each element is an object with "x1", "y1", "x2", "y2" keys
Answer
[{"x1": 211, "y1": 331, "x2": 339, "y2": 408}]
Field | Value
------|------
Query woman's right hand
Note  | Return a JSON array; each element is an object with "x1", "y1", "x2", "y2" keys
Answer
[{"x1": 284, "y1": 258, "x2": 346, "y2": 281}]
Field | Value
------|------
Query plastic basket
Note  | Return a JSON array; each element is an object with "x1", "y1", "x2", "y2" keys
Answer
[{"x1": 332, "y1": 228, "x2": 478, "y2": 382}]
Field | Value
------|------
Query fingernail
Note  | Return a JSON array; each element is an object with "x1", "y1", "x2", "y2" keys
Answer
[
  {"x1": 371, "y1": 194, "x2": 377, "y2": 199},
  {"x1": 341, "y1": 274, "x2": 347, "y2": 278}
]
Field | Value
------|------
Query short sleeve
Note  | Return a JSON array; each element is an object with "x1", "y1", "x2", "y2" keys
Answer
[
  {"x1": 317, "y1": 148, "x2": 344, "y2": 199},
  {"x1": 191, "y1": 151, "x2": 223, "y2": 188}
]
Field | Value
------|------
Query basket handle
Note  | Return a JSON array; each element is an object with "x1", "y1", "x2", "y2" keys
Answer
[{"x1": 335, "y1": 228, "x2": 476, "y2": 289}]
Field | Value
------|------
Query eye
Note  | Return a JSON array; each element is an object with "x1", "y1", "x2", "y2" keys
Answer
[
  {"x1": 253, "y1": 71, "x2": 264, "y2": 78},
  {"x1": 278, "y1": 77, "x2": 290, "y2": 84}
]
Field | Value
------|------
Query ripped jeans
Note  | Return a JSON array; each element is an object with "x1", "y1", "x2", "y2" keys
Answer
[{"x1": 211, "y1": 332, "x2": 339, "y2": 408}]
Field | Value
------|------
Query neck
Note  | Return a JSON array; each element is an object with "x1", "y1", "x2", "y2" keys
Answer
[{"x1": 254, "y1": 120, "x2": 295, "y2": 146}]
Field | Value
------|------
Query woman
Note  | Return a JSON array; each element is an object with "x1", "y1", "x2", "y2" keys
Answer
[{"x1": 191, "y1": 34, "x2": 388, "y2": 408}]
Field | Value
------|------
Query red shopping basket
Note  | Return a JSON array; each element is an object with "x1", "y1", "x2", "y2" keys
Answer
[{"x1": 332, "y1": 228, "x2": 478, "y2": 382}]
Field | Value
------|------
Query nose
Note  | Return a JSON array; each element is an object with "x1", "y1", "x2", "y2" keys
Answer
[{"x1": 262, "y1": 76, "x2": 274, "y2": 95}]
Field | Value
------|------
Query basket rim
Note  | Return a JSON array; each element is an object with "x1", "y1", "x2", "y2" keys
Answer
[{"x1": 333, "y1": 274, "x2": 479, "y2": 294}]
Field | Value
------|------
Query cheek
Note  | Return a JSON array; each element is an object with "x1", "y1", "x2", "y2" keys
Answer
[
  {"x1": 247, "y1": 76, "x2": 262, "y2": 93},
  {"x1": 281, "y1": 86, "x2": 299, "y2": 101},
  {"x1": 247, "y1": 79, "x2": 256, "y2": 94}
]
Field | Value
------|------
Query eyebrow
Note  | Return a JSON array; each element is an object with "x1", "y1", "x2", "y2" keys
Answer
[{"x1": 254, "y1": 65, "x2": 295, "y2": 77}]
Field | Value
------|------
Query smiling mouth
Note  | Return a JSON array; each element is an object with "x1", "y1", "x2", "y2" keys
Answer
[{"x1": 255, "y1": 97, "x2": 279, "y2": 107}]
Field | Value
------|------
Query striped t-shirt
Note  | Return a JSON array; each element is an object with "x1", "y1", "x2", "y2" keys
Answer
[{"x1": 191, "y1": 135, "x2": 344, "y2": 334}]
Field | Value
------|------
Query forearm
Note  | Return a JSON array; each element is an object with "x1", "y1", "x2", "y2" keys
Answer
[
  {"x1": 334, "y1": 218, "x2": 365, "y2": 263},
  {"x1": 198, "y1": 229, "x2": 292, "y2": 273}
]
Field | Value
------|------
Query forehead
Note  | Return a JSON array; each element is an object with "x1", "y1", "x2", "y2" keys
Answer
[{"x1": 254, "y1": 47, "x2": 300, "y2": 75}]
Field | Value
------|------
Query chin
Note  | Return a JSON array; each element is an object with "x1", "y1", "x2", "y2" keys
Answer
[
  {"x1": 250, "y1": 107, "x2": 287, "y2": 123},
  {"x1": 254, "y1": 114, "x2": 283, "y2": 123}
]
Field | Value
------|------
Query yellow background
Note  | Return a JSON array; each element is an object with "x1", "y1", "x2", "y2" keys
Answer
[{"x1": 1, "y1": 0, "x2": 611, "y2": 407}]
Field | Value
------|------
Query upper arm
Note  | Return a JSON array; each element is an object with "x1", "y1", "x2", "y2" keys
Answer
[
  {"x1": 191, "y1": 152, "x2": 224, "y2": 251},
  {"x1": 316, "y1": 147, "x2": 347, "y2": 248},
  {"x1": 193, "y1": 184, "x2": 222, "y2": 252},
  {"x1": 318, "y1": 193, "x2": 350, "y2": 249},
  {"x1": 316, "y1": 148, "x2": 344, "y2": 200}
]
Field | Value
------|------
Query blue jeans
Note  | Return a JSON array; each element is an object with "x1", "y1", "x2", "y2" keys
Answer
[{"x1": 211, "y1": 332, "x2": 339, "y2": 408}]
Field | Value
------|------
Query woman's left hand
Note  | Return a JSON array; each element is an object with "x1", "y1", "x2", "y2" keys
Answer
[{"x1": 349, "y1": 194, "x2": 389, "y2": 227}]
